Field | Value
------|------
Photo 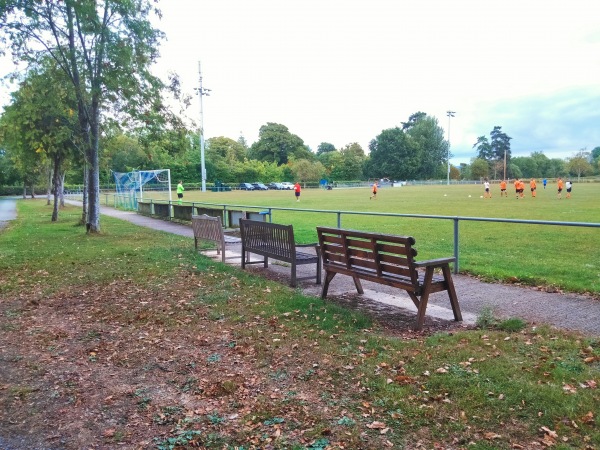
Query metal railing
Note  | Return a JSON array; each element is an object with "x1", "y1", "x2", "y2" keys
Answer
[{"x1": 95, "y1": 195, "x2": 600, "y2": 275}]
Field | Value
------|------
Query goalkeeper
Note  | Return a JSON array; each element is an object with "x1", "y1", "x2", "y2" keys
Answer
[{"x1": 176, "y1": 180, "x2": 185, "y2": 204}]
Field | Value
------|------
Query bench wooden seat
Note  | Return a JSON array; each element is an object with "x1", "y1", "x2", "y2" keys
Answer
[
  {"x1": 240, "y1": 219, "x2": 321, "y2": 287},
  {"x1": 317, "y1": 227, "x2": 462, "y2": 331},
  {"x1": 192, "y1": 214, "x2": 241, "y2": 263}
]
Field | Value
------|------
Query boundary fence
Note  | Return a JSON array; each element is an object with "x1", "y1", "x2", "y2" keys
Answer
[{"x1": 87, "y1": 194, "x2": 600, "y2": 276}]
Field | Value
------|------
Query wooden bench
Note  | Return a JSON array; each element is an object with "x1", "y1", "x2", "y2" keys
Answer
[
  {"x1": 191, "y1": 214, "x2": 241, "y2": 263},
  {"x1": 317, "y1": 227, "x2": 462, "y2": 331},
  {"x1": 239, "y1": 219, "x2": 322, "y2": 287}
]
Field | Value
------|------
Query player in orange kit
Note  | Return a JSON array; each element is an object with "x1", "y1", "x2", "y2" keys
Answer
[
  {"x1": 530, "y1": 178, "x2": 537, "y2": 197},
  {"x1": 500, "y1": 179, "x2": 507, "y2": 197},
  {"x1": 557, "y1": 177, "x2": 563, "y2": 199}
]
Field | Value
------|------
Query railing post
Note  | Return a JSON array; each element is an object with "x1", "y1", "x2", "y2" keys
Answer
[
  {"x1": 223, "y1": 205, "x2": 228, "y2": 227},
  {"x1": 453, "y1": 218, "x2": 459, "y2": 274},
  {"x1": 337, "y1": 212, "x2": 342, "y2": 228}
]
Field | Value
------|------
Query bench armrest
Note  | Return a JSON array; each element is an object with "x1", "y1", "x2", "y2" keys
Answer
[{"x1": 413, "y1": 257, "x2": 455, "y2": 268}]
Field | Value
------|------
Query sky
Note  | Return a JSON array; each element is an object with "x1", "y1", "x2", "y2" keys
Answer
[{"x1": 2, "y1": 0, "x2": 600, "y2": 165}]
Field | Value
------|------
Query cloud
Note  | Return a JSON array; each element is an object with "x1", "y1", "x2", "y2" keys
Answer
[{"x1": 452, "y1": 87, "x2": 600, "y2": 163}]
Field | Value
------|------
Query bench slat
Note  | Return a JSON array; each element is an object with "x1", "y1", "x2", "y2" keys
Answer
[
  {"x1": 240, "y1": 219, "x2": 321, "y2": 288},
  {"x1": 317, "y1": 226, "x2": 461, "y2": 331}
]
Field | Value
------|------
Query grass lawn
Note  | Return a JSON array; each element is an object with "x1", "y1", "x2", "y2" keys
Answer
[
  {"x1": 1, "y1": 200, "x2": 598, "y2": 449},
  {"x1": 155, "y1": 182, "x2": 600, "y2": 296}
]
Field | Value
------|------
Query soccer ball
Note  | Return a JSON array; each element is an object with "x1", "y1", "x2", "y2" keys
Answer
[
  {"x1": 480, "y1": 195, "x2": 483, "y2": 198},
  {"x1": 468, "y1": 195, "x2": 471, "y2": 198}
]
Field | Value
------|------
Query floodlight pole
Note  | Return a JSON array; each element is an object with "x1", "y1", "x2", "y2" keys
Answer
[
  {"x1": 198, "y1": 61, "x2": 211, "y2": 193},
  {"x1": 446, "y1": 111, "x2": 456, "y2": 185}
]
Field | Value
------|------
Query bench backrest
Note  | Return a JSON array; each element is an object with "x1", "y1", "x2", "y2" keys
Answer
[
  {"x1": 317, "y1": 227, "x2": 419, "y2": 287},
  {"x1": 240, "y1": 219, "x2": 296, "y2": 262},
  {"x1": 192, "y1": 214, "x2": 224, "y2": 242}
]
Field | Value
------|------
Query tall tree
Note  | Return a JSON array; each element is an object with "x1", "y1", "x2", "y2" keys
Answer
[
  {"x1": 401, "y1": 112, "x2": 427, "y2": 131},
  {"x1": 0, "y1": 0, "x2": 165, "y2": 232},
  {"x1": 490, "y1": 126, "x2": 512, "y2": 162},
  {"x1": 249, "y1": 123, "x2": 313, "y2": 164},
  {"x1": 566, "y1": 150, "x2": 593, "y2": 180},
  {"x1": 473, "y1": 136, "x2": 493, "y2": 161},
  {"x1": 368, "y1": 128, "x2": 419, "y2": 180},
  {"x1": 405, "y1": 115, "x2": 447, "y2": 178},
  {"x1": 316, "y1": 142, "x2": 336, "y2": 156}
]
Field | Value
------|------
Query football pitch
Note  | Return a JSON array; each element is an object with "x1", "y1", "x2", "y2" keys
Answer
[{"x1": 159, "y1": 183, "x2": 600, "y2": 295}]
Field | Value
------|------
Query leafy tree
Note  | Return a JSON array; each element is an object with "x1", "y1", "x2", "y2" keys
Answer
[
  {"x1": 490, "y1": 126, "x2": 512, "y2": 162},
  {"x1": 470, "y1": 158, "x2": 490, "y2": 180},
  {"x1": 473, "y1": 136, "x2": 493, "y2": 161},
  {"x1": 529, "y1": 152, "x2": 552, "y2": 177},
  {"x1": 401, "y1": 112, "x2": 427, "y2": 130},
  {"x1": 0, "y1": 148, "x2": 20, "y2": 186},
  {"x1": 367, "y1": 113, "x2": 446, "y2": 180},
  {"x1": 0, "y1": 104, "x2": 46, "y2": 197},
  {"x1": 547, "y1": 158, "x2": 567, "y2": 178},
  {"x1": 248, "y1": 123, "x2": 313, "y2": 164},
  {"x1": 101, "y1": 133, "x2": 148, "y2": 175},
  {"x1": 472, "y1": 127, "x2": 512, "y2": 178},
  {"x1": 316, "y1": 142, "x2": 336, "y2": 156},
  {"x1": 566, "y1": 150, "x2": 593, "y2": 180},
  {"x1": 511, "y1": 157, "x2": 538, "y2": 179},
  {"x1": 1, "y1": 0, "x2": 165, "y2": 232},
  {"x1": 290, "y1": 159, "x2": 325, "y2": 183},
  {"x1": 0, "y1": 60, "x2": 80, "y2": 218},
  {"x1": 368, "y1": 128, "x2": 419, "y2": 180},
  {"x1": 317, "y1": 150, "x2": 341, "y2": 177},
  {"x1": 405, "y1": 115, "x2": 447, "y2": 178},
  {"x1": 449, "y1": 165, "x2": 461, "y2": 180},
  {"x1": 331, "y1": 143, "x2": 365, "y2": 180}
]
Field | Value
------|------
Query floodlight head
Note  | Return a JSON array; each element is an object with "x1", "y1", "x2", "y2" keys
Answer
[{"x1": 447, "y1": 110, "x2": 456, "y2": 117}]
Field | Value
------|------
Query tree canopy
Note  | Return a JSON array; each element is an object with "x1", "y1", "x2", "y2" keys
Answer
[{"x1": 0, "y1": 0, "x2": 165, "y2": 231}]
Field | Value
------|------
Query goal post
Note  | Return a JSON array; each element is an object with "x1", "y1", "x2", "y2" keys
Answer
[{"x1": 113, "y1": 169, "x2": 172, "y2": 210}]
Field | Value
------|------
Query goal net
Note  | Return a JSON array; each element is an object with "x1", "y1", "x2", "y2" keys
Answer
[{"x1": 113, "y1": 169, "x2": 172, "y2": 210}]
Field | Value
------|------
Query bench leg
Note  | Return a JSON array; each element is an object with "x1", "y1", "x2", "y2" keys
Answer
[
  {"x1": 321, "y1": 271, "x2": 336, "y2": 298},
  {"x1": 241, "y1": 246, "x2": 247, "y2": 269},
  {"x1": 291, "y1": 262, "x2": 297, "y2": 288},
  {"x1": 414, "y1": 267, "x2": 435, "y2": 331},
  {"x1": 316, "y1": 255, "x2": 322, "y2": 285},
  {"x1": 442, "y1": 265, "x2": 462, "y2": 322},
  {"x1": 352, "y1": 276, "x2": 364, "y2": 295}
]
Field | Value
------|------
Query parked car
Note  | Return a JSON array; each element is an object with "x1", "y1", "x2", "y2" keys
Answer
[
  {"x1": 252, "y1": 182, "x2": 269, "y2": 190},
  {"x1": 280, "y1": 182, "x2": 294, "y2": 190},
  {"x1": 267, "y1": 182, "x2": 284, "y2": 190},
  {"x1": 238, "y1": 182, "x2": 255, "y2": 191}
]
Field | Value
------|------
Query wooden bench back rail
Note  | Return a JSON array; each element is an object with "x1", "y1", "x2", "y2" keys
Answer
[
  {"x1": 317, "y1": 227, "x2": 461, "y2": 330},
  {"x1": 192, "y1": 214, "x2": 240, "y2": 263},
  {"x1": 240, "y1": 219, "x2": 321, "y2": 287}
]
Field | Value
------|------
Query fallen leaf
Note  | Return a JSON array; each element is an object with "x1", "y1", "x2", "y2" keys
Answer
[
  {"x1": 484, "y1": 432, "x2": 501, "y2": 439},
  {"x1": 366, "y1": 421, "x2": 387, "y2": 429}
]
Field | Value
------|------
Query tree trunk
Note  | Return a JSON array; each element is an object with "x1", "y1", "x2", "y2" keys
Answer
[
  {"x1": 86, "y1": 97, "x2": 101, "y2": 233},
  {"x1": 47, "y1": 166, "x2": 53, "y2": 206},
  {"x1": 51, "y1": 154, "x2": 62, "y2": 222},
  {"x1": 81, "y1": 164, "x2": 88, "y2": 226},
  {"x1": 60, "y1": 173, "x2": 66, "y2": 207},
  {"x1": 22, "y1": 183, "x2": 27, "y2": 199}
]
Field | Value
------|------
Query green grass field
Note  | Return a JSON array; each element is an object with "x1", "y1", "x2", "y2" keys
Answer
[
  {"x1": 153, "y1": 182, "x2": 600, "y2": 295},
  {"x1": 1, "y1": 200, "x2": 599, "y2": 449}
]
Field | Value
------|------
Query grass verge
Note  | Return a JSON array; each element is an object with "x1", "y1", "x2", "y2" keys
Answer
[{"x1": 0, "y1": 200, "x2": 598, "y2": 449}]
